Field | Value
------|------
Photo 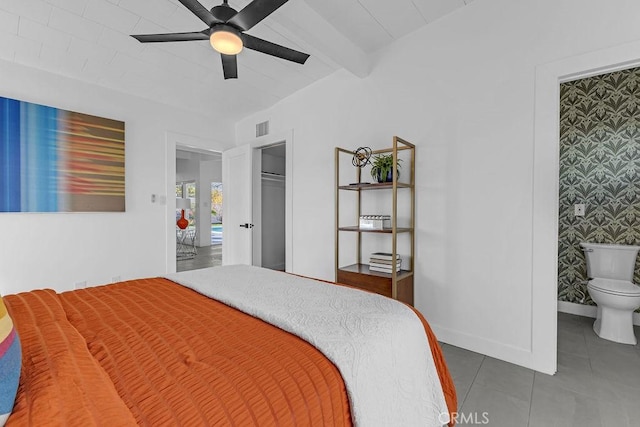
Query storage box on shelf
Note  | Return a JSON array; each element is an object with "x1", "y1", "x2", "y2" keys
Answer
[
  {"x1": 334, "y1": 136, "x2": 415, "y2": 305},
  {"x1": 359, "y1": 215, "x2": 391, "y2": 230}
]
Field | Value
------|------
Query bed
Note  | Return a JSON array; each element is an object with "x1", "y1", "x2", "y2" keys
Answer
[{"x1": 1, "y1": 265, "x2": 456, "y2": 426}]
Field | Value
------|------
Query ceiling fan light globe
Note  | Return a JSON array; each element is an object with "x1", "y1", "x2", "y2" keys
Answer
[{"x1": 210, "y1": 29, "x2": 243, "y2": 55}]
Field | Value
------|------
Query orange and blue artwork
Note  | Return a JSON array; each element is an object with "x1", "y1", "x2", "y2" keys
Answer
[{"x1": 0, "y1": 96, "x2": 125, "y2": 212}]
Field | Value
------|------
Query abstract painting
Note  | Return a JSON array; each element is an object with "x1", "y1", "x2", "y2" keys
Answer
[{"x1": 0, "y1": 96, "x2": 125, "y2": 212}]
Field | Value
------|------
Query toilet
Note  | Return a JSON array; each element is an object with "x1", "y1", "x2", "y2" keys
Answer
[{"x1": 580, "y1": 242, "x2": 640, "y2": 345}]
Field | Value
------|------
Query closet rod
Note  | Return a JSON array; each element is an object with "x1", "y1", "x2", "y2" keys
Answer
[{"x1": 261, "y1": 171, "x2": 285, "y2": 181}]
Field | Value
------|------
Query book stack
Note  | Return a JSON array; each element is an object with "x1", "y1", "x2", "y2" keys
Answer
[{"x1": 369, "y1": 252, "x2": 401, "y2": 273}]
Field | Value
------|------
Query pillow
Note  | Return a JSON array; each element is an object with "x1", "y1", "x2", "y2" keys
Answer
[{"x1": 0, "y1": 295, "x2": 21, "y2": 427}]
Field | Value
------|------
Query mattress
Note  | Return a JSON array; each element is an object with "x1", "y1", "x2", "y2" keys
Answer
[{"x1": 4, "y1": 268, "x2": 455, "y2": 426}]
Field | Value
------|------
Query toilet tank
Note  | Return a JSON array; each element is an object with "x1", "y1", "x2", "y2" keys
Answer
[{"x1": 580, "y1": 242, "x2": 640, "y2": 281}]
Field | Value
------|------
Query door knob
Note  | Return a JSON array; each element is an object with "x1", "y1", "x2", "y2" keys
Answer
[{"x1": 239, "y1": 223, "x2": 254, "y2": 228}]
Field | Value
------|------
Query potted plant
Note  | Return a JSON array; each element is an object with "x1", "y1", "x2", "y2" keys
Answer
[{"x1": 370, "y1": 153, "x2": 402, "y2": 183}]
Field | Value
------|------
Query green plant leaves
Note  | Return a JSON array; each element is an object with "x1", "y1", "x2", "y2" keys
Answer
[{"x1": 370, "y1": 154, "x2": 402, "y2": 182}]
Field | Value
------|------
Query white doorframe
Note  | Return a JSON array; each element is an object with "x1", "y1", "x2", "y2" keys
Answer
[
  {"x1": 240, "y1": 130, "x2": 294, "y2": 272},
  {"x1": 533, "y1": 40, "x2": 640, "y2": 374},
  {"x1": 165, "y1": 131, "x2": 226, "y2": 273}
]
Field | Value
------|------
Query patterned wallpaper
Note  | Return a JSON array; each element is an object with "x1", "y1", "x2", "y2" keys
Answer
[{"x1": 558, "y1": 67, "x2": 640, "y2": 307}]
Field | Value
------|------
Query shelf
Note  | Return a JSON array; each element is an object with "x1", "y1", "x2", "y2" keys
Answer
[
  {"x1": 338, "y1": 226, "x2": 412, "y2": 233},
  {"x1": 335, "y1": 137, "x2": 415, "y2": 305},
  {"x1": 338, "y1": 263, "x2": 413, "y2": 279},
  {"x1": 338, "y1": 182, "x2": 412, "y2": 191}
]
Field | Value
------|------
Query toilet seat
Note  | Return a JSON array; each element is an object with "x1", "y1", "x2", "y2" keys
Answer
[{"x1": 588, "y1": 278, "x2": 640, "y2": 297}]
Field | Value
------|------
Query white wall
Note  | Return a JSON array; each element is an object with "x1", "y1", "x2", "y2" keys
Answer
[
  {"x1": 0, "y1": 59, "x2": 233, "y2": 295},
  {"x1": 176, "y1": 158, "x2": 199, "y2": 183},
  {"x1": 235, "y1": 0, "x2": 640, "y2": 372}
]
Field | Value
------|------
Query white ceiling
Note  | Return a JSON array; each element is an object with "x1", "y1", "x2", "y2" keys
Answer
[{"x1": 0, "y1": 0, "x2": 474, "y2": 124}]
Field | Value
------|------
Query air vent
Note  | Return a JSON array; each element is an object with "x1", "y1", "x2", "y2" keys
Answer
[{"x1": 256, "y1": 120, "x2": 269, "y2": 137}]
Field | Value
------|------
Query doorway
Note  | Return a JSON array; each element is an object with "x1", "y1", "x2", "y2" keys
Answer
[
  {"x1": 175, "y1": 147, "x2": 222, "y2": 272},
  {"x1": 258, "y1": 143, "x2": 286, "y2": 271},
  {"x1": 533, "y1": 41, "x2": 640, "y2": 375},
  {"x1": 222, "y1": 131, "x2": 293, "y2": 270},
  {"x1": 557, "y1": 68, "x2": 640, "y2": 314},
  {"x1": 211, "y1": 182, "x2": 223, "y2": 245}
]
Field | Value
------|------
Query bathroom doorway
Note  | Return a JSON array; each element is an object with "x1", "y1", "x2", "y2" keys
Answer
[
  {"x1": 532, "y1": 41, "x2": 640, "y2": 374},
  {"x1": 556, "y1": 67, "x2": 640, "y2": 324}
]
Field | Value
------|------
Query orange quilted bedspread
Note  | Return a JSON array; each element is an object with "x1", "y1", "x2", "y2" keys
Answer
[{"x1": 4, "y1": 277, "x2": 456, "y2": 426}]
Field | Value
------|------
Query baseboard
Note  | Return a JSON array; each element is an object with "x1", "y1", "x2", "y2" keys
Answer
[
  {"x1": 429, "y1": 324, "x2": 552, "y2": 374},
  {"x1": 435, "y1": 303, "x2": 640, "y2": 375},
  {"x1": 558, "y1": 300, "x2": 640, "y2": 326}
]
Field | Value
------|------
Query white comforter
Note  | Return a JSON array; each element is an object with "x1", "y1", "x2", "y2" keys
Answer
[{"x1": 166, "y1": 265, "x2": 449, "y2": 427}]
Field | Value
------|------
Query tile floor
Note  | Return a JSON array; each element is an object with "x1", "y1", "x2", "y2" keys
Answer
[
  {"x1": 441, "y1": 312, "x2": 640, "y2": 426},
  {"x1": 176, "y1": 244, "x2": 222, "y2": 272}
]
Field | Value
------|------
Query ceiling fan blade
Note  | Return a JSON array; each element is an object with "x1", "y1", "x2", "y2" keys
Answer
[
  {"x1": 131, "y1": 31, "x2": 209, "y2": 43},
  {"x1": 178, "y1": 0, "x2": 222, "y2": 27},
  {"x1": 227, "y1": 0, "x2": 289, "y2": 31},
  {"x1": 240, "y1": 33, "x2": 309, "y2": 64},
  {"x1": 221, "y1": 54, "x2": 238, "y2": 79}
]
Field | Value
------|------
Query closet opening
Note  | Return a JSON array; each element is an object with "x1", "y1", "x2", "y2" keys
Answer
[{"x1": 257, "y1": 143, "x2": 286, "y2": 271}]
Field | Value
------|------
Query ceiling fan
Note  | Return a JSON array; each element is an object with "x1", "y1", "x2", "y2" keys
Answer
[{"x1": 131, "y1": 0, "x2": 310, "y2": 79}]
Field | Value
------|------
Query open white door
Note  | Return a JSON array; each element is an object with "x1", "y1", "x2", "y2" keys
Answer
[{"x1": 222, "y1": 144, "x2": 253, "y2": 265}]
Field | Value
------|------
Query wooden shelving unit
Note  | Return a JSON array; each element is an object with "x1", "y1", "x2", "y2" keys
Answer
[{"x1": 335, "y1": 136, "x2": 415, "y2": 305}]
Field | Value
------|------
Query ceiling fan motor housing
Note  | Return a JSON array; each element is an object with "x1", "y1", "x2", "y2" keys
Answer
[
  {"x1": 210, "y1": 24, "x2": 242, "y2": 37},
  {"x1": 211, "y1": 3, "x2": 237, "y2": 22}
]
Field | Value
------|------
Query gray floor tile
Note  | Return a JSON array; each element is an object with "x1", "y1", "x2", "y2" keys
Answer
[
  {"x1": 440, "y1": 312, "x2": 640, "y2": 426},
  {"x1": 590, "y1": 379, "x2": 640, "y2": 409},
  {"x1": 558, "y1": 312, "x2": 592, "y2": 324},
  {"x1": 590, "y1": 361, "x2": 640, "y2": 392},
  {"x1": 598, "y1": 401, "x2": 635, "y2": 427},
  {"x1": 588, "y1": 348, "x2": 640, "y2": 390},
  {"x1": 557, "y1": 349, "x2": 591, "y2": 372},
  {"x1": 459, "y1": 383, "x2": 529, "y2": 427},
  {"x1": 558, "y1": 312, "x2": 592, "y2": 334},
  {"x1": 533, "y1": 353, "x2": 594, "y2": 396},
  {"x1": 557, "y1": 328, "x2": 588, "y2": 357},
  {"x1": 177, "y1": 244, "x2": 222, "y2": 272},
  {"x1": 530, "y1": 375, "x2": 631, "y2": 427},
  {"x1": 621, "y1": 401, "x2": 640, "y2": 423},
  {"x1": 440, "y1": 343, "x2": 484, "y2": 409},
  {"x1": 472, "y1": 356, "x2": 534, "y2": 403},
  {"x1": 586, "y1": 338, "x2": 640, "y2": 361}
]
